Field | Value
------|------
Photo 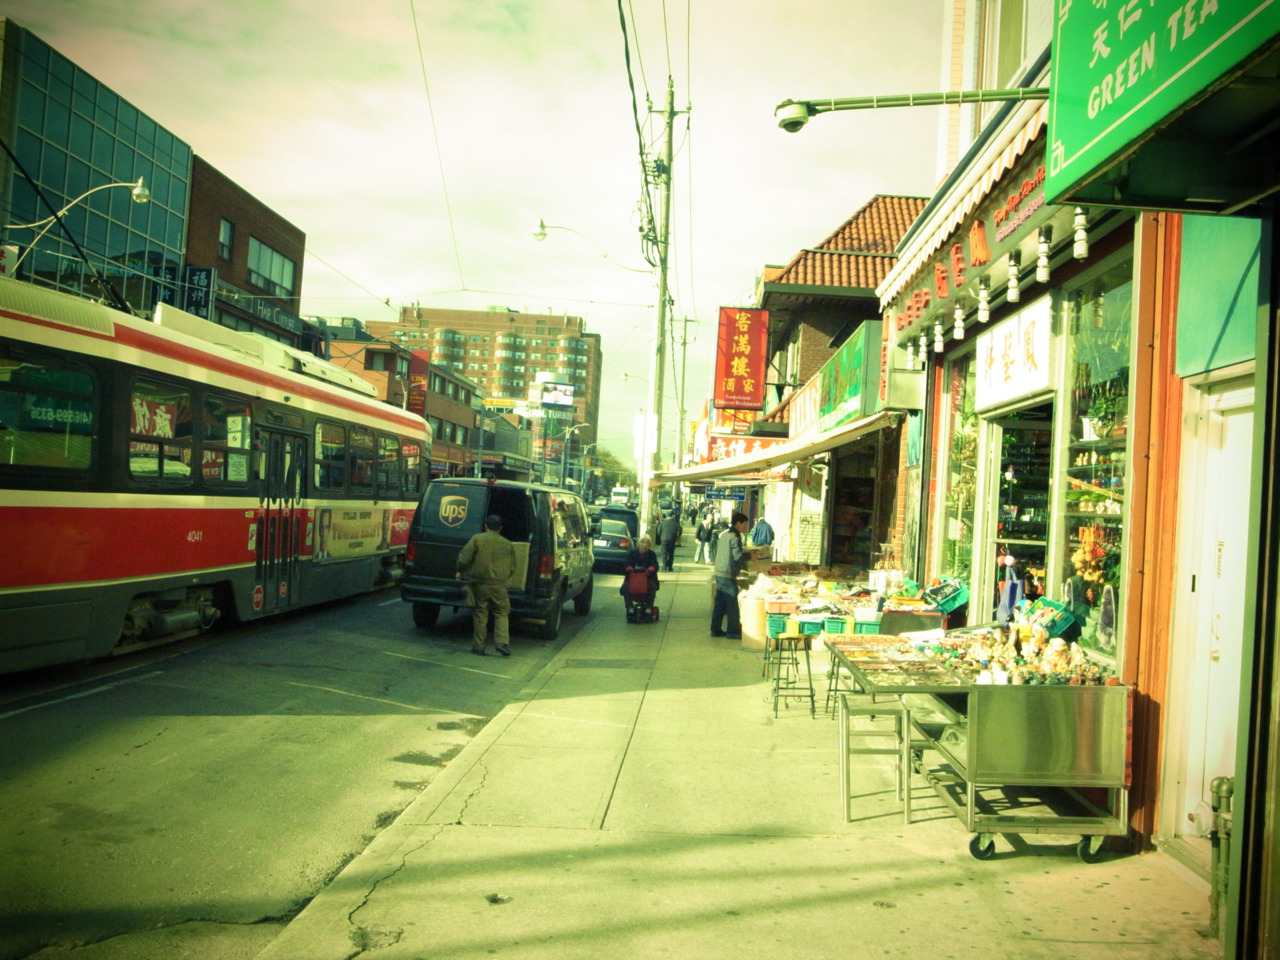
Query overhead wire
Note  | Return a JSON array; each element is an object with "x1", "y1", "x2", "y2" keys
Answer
[
  {"x1": 617, "y1": 0, "x2": 659, "y2": 269},
  {"x1": 409, "y1": 0, "x2": 467, "y2": 292}
]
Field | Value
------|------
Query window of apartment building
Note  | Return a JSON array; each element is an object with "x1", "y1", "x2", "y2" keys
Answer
[
  {"x1": 469, "y1": 334, "x2": 482, "y2": 342},
  {"x1": 218, "y1": 219, "x2": 234, "y2": 261},
  {"x1": 978, "y1": 1, "x2": 1052, "y2": 124},
  {"x1": 247, "y1": 237, "x2": 296, "y2": 298}
]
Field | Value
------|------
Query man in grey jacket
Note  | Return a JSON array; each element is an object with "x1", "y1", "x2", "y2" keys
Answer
[{"x1": 711, "y1": 512, "x2": 751, "y2": 639}]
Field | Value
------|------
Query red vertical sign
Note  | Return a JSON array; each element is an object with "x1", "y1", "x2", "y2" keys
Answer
[{"x1": 713, "y1": 307, "x2": 767, "y2": 411}]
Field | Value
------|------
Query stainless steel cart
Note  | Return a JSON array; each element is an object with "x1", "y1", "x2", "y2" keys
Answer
[
  {"x1": 913, "y1": 683, "x2": 1131, "y2": 861},
  {"x1": 825, "y1": 639, "x2": 1132, "y2": 862}
]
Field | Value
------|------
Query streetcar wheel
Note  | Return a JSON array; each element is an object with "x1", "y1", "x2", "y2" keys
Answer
[
  {"x1": 969, "y1": 834, "x2": 996, "y2": 860},
  {"x1": 573, "y1": 577, "x2": 594, "y2": 615},
  {"x1": 412, "y1": 602, "x2": 440, "y2": 629},
  {"x1": 1077, "y1": 836, "x2": 1106, "y2": 863}
]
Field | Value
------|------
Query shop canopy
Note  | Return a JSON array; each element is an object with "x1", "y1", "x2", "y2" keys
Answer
[{"x1": 651, "y1": 410, "x2": 893, "y2": 486}]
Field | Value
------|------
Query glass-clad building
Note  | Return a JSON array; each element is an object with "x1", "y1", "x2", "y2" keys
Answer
[{"x1": 0, "y1": 19, "x2": 191, "y2": 312}]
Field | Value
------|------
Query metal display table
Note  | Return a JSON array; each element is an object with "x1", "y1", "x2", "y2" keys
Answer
[{"x1": 825, "y1": 636, "x2": 1131, "y2": 861}]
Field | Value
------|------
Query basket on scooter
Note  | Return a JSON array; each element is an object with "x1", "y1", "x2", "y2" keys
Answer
[{"x1": 625, "y1": 568, "x2": 659, "y2": 623}]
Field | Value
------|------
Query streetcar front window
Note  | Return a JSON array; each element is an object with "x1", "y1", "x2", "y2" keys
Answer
[{"x1": 0, "y1": 357, "x2": 95, "y2": 470}]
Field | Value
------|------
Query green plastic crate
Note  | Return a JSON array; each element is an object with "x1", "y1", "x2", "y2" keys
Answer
[
  {"x1": 766, "y1": 613, "x2": 789, "y2": 637},
  {"x1": 853, "y1": 619, "x2": 883, "y2": 634},
  {"x1": 824, "y1": 617, "x2": 847, "y2": 634}
]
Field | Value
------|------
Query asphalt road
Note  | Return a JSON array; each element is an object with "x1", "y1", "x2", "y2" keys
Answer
[{"x1": 0, "y1": 586, "x2": 586, "y2": 960}]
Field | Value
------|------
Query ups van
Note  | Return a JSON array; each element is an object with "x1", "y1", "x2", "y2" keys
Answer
[{"x1": 401, "y1": 478, "x2": 594, "y2": 640}]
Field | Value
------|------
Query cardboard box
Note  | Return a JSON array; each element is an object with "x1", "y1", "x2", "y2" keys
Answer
[{"x1": 507, "y1": 541, "x2": 530, "y2": 589}]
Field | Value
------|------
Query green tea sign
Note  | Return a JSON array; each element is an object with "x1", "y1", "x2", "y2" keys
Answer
[{"x1": 1047, "y1": 0, "x2": 1280, "y2": 202}]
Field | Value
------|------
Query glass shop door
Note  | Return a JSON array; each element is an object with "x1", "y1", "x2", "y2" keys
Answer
[{"x1": 979, "y1": 401, "x2": 1054, "y2": 624}]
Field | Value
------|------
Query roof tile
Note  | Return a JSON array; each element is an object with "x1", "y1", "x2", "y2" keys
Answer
[{"x1": 772, "y1": 195, "x2": 928, "y2": 291}]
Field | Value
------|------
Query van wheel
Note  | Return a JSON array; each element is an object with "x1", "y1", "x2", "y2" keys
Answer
[
  {"x1": 540, "y1": 595, "x2": 563, "y2": 640},
  {"x1": 573, "y1": 577, "x2": 594, "y2": 615},
  {"x1": 412, "y1": 602, "x2": 440, "y2": 629}
]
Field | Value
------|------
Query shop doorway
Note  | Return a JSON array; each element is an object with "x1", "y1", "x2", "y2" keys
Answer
[
  {"x1": 1163, "y1": 378, "x2": 1252, "y2": 865},
  {"x1": 979, "y1": 401, "x2": 1054, "y2": 623}
]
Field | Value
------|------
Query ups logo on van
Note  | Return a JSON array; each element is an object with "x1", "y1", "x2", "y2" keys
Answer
[{"x1": 438, "y1": 495, "x2": 469, "y2": 528}]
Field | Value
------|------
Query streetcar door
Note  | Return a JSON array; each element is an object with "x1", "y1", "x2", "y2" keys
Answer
[{"x1": 256, "y1": 429, "x2": 306, "y2": 613}]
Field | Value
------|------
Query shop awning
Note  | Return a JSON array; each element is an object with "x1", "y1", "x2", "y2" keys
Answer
[{"x1": 652, "y1": 410, "x2": 893, "y2": 485}]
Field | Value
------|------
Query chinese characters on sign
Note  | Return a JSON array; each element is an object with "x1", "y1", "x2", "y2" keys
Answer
[
  {"x1": 185, "y1": 266, "x2": 214, "y2": 319},
  {"x1": 713, "y1": 307, "x2": 767, "y2": 410},
  {"x1": 974, "y1": 298, "x2": 1052, "y2": 411},
  {"x1": 1047, "y1": 0, "x2": 1280, "y2": 201}
]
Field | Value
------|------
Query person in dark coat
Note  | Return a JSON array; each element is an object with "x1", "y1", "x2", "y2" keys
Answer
[
  {"x1": 656, "y1": 510, "x2": 682, "y2": 572},
  {"x1": 620, "y1": 535, "x2": 660, "y2": 619}
]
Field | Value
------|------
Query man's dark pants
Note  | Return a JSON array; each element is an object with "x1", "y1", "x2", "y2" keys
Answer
[{"x1": 711, "y1": 576, "x2": 741, "y2": 637}]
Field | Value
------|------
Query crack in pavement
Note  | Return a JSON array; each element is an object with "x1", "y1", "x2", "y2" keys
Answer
[{"x1": 345, "y1": 824, "x2": 446, "y2": 957}]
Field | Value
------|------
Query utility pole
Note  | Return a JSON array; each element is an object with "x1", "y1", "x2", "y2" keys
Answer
[{"x1": 640, "y1": 77, "x2": 679, "y2": 529}]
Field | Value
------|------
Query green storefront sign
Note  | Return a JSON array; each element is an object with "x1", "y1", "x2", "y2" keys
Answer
[
  {"x1": 1047, "y1": 0, "x2": 1280, "y2": 203},
  {"x1": 818, "y1": 320, "x2": 881, "y2": 434}
]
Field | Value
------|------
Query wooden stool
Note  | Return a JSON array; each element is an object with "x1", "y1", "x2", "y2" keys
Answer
[{"x1": 838, "y1": 694, "x2": 912, "y2": 823}]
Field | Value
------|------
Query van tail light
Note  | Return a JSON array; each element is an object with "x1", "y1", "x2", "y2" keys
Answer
[
  {"x1": 406, "y1": 542, "x2": 417, "y2": 562},
  {"x1": 538, "y1": 554, "x2": 554, "y2": 578}
]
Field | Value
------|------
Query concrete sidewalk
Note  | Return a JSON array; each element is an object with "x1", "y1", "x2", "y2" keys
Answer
[{"x1": 257, "y1": 556, "x2": 1222, "y2": 960}]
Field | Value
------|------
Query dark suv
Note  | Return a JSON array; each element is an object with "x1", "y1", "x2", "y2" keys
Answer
[{"x1": 401, "y1": 478, "x2": 594, "y2": 640}]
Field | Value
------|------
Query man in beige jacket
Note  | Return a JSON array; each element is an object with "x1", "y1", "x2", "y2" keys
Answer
[{"x1": 456, "y1": 513, "x2": 516, "y2": 656}]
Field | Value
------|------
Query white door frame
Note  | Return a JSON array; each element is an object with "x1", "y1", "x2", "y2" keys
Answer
[{"x1": 1158, "y1": 367, "x2": 1255, "y2": 866}]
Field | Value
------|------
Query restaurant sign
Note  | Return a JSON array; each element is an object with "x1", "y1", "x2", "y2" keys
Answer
[
  {"x1": 713, "y1": 307, "x2": 768, "y2": 410},
  {"x1": 1047, "y1": 0, "x2": 1280, "y2": 203}
]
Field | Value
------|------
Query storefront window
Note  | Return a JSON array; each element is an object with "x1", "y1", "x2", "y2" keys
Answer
[
  {"x1": 1059, "y1": 259, "x2": 1133, "y2": 657},
  {"x1": 939, "y1": 355, "x2": 977, "y2": 581}
]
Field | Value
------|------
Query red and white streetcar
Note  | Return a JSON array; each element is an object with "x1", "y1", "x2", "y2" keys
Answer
[{"x1": 0, "y1": 275, "x2": 431, "y2": 673}]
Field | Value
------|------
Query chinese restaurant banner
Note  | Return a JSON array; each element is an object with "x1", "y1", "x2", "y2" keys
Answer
[
  {"x1": 974, "y1": 297, "x2": 1052, "y2": 411},
  {"x1": 701, "y1": 435, "x2": 789, "y2": 481},
  {"x1": 713, "y1": 307, "x2": 767, "y2": 410}
]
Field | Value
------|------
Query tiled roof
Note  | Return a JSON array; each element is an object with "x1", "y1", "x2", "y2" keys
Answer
[{"x1": 771, "y1": 195, "x2": 928, "y2": 291}]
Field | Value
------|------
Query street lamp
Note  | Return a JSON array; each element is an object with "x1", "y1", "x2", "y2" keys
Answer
[
  {"x1": 0, "y1": 175, "x2": 151, "y2": 314},
  {"x1": 533, "y1": 219, "x2": 651, "y2": 274},
  {"x1": 6, "y1": 177, "x2": 151, "y2": 271},
  {"x1": 560, "y1": 422, "x2": 589, "y2": 489},
  {"x1": 773, "y1": 87, "x2": 1049, "y2": 133}
]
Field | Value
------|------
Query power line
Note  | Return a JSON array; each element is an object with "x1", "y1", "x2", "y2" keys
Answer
[{"x1": 409, "y1": 0, "x2": 467, "y2": 291}]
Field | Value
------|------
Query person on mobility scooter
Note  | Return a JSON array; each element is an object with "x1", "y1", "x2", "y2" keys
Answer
[{"x1": 620, "y1": 534, "x2": 661, "y2": 623}]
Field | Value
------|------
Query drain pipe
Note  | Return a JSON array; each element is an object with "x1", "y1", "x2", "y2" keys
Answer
[{"x1": 1208, "y1": 776, "x2": 1234, "y2": 939}]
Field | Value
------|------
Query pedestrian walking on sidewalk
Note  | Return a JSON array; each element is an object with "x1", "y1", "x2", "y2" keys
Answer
[
  {"x1": 710, "y1": 511, "x2": 751, "y2": 639},
  {"x1": 693, "y1": 514, "x2": 714, "y2": 564},
  {"x1": 456, "y1": 513, "x2": 515, "y2": 656},
  {"x1": 656, "y1": 510, "x2": 682, "y2": 572}
]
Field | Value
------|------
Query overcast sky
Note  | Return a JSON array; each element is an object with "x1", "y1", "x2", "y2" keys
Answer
[{"x1": 4, "y1": 0, "x2": 946, "y2": 465}]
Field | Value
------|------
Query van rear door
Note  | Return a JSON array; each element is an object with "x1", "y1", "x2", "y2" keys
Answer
[{"x1": 411, "y1": 481, "x2": 489, "y2": 579}]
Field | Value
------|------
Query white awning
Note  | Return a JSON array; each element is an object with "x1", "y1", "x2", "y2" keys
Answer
[{"x1": 652, "y1": 411, "x2": 893, "y2": 485}]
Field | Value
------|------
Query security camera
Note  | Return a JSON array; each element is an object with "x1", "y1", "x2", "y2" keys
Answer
[{"x1": 775, "y1": 100, "x2": 812, "y2": 133}]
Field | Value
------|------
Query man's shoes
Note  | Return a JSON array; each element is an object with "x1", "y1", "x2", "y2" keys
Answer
[
  {"x1": 495, "y1": 643, "x2": 512, "y2": 657},
  {"x1": 710, "y1": 629, "x2": 725, "y2": 637},
  {"x1": 471, "y1": 645, "x2": 487, "y2": 656},
  {"x1": 725, "y1": 633, "x2": 742, "y2": 640}
]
